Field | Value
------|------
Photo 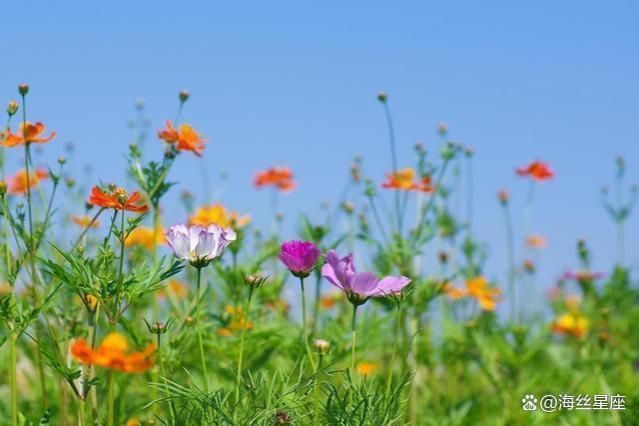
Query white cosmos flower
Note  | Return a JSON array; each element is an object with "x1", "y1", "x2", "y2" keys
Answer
[{"x1": 165, "y1": 223, "x2": 236, "y2": 267}]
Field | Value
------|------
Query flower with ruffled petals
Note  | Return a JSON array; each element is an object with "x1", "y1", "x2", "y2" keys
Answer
[
  {"x1": 189, "y1": 203, "x2": 250, "y2": 229},
  {"x1": 71, "y1": 332, "x2": 155, "y2": 373},
  {"x1": 516, "y1": 161, "x2": 554, "y2": 181},
  {"x1": 164, "y1": 223, "x2": 236, "y2": 268},
  {"x1": 88, "y1": 186, "x2": 148, "y2": 213},
  {"x1": 321, "y1": 250, "x2": 411, "y2": 305},
  {"x1": 254, "y1": 167, "x2": 296, "y2": 192},
  {"x1": 158, "y1": 120, "x2": 207, "y2": 157},
  {"x1": 278, "y1": 240, "x2": 321, "y2": 278},
  {"x1": 2, "y1": 122, "x2": 56, "y2": 147},
  {"x1": 7, "y1": 168, "x2": 48, "y2": 195}
]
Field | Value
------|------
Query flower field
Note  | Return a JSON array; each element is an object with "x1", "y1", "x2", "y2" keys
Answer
[{"x1": 0, "y1": 84, "x2": 638, "y2": 426}]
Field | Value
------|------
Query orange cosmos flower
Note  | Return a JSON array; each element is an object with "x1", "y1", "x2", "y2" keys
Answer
[
  {"x1": 71, "y1": 215, "x2": 100, "y2": 229},
  {"x1": 526, "y1": 235, "x2": 547, "y2": 249},
  {"x1": 189, "y1": 203, "x2": 250, "y2": 229},
  {"x1": 88, "y1": 186, "x2": 148, "y2": 213},
  {"x1": 254, "y1": 167, "x2": 296, "y2": 192},
  {"x1": 446, "y1": 276, "x2": 501, "y2": 311},
  {"x1": 7, "y1": 168, "x2": 48, "y2": 195},
  {"x1": 516, "y1": 161, "x2": 554, "y2": 181},
  {"x1": 71, "y1": 332, "x2": 155, "y2": 373},
  {"x1": 2, "y1": 122, "x2": 56, "y2": 147},
  {"x1": 157, "y1": 120, "x2": 207, "y2": 157},
  {"x1": 125, "y1": 226, "x2": 166, "y2": 249},
  {"x1": 356, "y1": 362, "x2": 378, "y2": 376},
  {"x1": 381, "y1": 168, "x2": 434, "y2": 192},
  {"x1": 217, "y1": 305, "x2": 253, "y2": 336}
]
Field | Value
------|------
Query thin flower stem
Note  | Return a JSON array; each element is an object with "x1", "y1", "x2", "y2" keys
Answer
[
  {"x1": 382, "y1": 101, "x2": 402, "y2": 234},
  {"x1": 196, "y1": 267, "x2": 210, "y2": 393},
  {"x1": 313, "y1": 354, "x2": 323, "y2": 425},
  {"x1": 107, "y1": 370, "x2": 115, "y2": 426},
  {"x1": 386, "y1": 303, "x2": 402, "y2": 398},
  {"x1": 72, "y1": 208, "x2": 105, "y2": 250},
  {"x1": 350, "y1": 305, "x2": 358, "y2": 373},
  {"x1": 235, "y1": 287, "x2": 254, "y2": 404},
  {"x1": 299, "y1": 277, "x2": 317, "y2": 370},
  {"x1": 311, "y1": 272, "x2": 321, "y2": 336},
  {"x1": 9, "y1": 335, "x2": 17, "y2": 426}
]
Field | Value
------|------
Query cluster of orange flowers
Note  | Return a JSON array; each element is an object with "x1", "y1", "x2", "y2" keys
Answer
[
  {"x1": 381, "y1": 168, "x2": 434, "y2": 192},
  {"x1": 446, "y1": 276, "x2": 501, "y2": 311},
  {"x1": 254, "y1": 167, "x2": 296, "y2": 192},
  {"x1": 71, "y1": 333, "x2": 155, "y2": 373},
  {"x1": 125, "y1": 226, "x2": 166, "y2": 249}
]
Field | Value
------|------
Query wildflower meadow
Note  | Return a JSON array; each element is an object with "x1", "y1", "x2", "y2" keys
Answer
[{"x1": 0, "y1": 80, "x2": 637, "y2": 426}]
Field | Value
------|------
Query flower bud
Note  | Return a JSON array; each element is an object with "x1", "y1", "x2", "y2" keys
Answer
[
  {"x1": 18, "y1": 83, "x2": 29, "y2": 96},
  {"x1": 7, "y1": 100, "x2": 18, "y2": 116},
  {"x1": 134, "y1": 98, "x2": 145, "y2": 110},
  {"x1": 245, "y1": 272, "x2": 268, "y2": 288},
  {"x1": 341, "y1": 201, "x2": 354, "y2": 214},
  {"x1": 437, "y1": 122, "x2": 448, "y2": 136},
  {"x1": 58, "y1": 156, "x2": 67, "y2": 165},
  {"x1": 0, "y1": 181, "x2": 7, "y2": 197},
  {"x1": 312, "y1": 338, "x2": 330, "y2": 355},
  {"x1": 377, "y1": 91, "x2": 388, "y2": 103},
  {"x1": 179, "y1": 90, "x2": 190, "y2": 103},
  {"x1": 498, "y1": 189, "x2": 509, "y2": 204}
]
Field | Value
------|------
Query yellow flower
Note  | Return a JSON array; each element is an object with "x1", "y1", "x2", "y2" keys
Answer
[
  {"x1": 189, "y1": 204, "x2": 250, "y2": 229},
  {"x1": 552, "y1": 312, "x2": 588, "y2": 338},
  {"x1": 86, "y1": 294, "x2": 98, "y2": 311},
  {"x1": 125, "y1": 226, "x2": 166, "y2": 249},
  {"x1": 217, "y1": 305, "x2": 253, "y2": 336},
  {"x1": 125, "y1": 419, "x2": 141, "y2": 426},
  {"x1": 356, "y1": 362, "x2": 377, "y2": 376}
]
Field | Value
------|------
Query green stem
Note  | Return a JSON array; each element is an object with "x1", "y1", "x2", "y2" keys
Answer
[
  {"x1": 300, "y1": 277, "x2": 317, "y2": 370},
  {"x1": 386, "y1": 303, "x2": 402, "y2": 398},
  {"x1": 313, "y1": 354, "x2": 323, "y2": 425},
  {"x1": 107, "y1": 370, "x2": 114, "y2": 426},
  {"x1": 351, "y1": 305, "x2": 358, "y2": 373},
  {"x1": 196, "y1": 267, "x2": 210, "y2": 393},
  {"x1": 9, "y1": 335, "x2": 17, "y2": 426},
  {"x1": 235, "y1": 287, "x2": 254, "y2": 404},
  {"x1": 502, "y1": 203, "x2": 516, "y2": 322}
]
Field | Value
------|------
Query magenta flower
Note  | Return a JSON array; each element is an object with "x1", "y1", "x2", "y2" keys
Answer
[
  {"x1": 561, "y1": 270, "x2": 605, "y2": 282},
  {"x1": 321, "y1": 250, "x2": 411, "y2": 305},
  {"x1": 278, "y1": 240, "x2": 321, "y2": 278},
  {"x1": 165, "y1": 223, "x2": 236, "y2": 268}
]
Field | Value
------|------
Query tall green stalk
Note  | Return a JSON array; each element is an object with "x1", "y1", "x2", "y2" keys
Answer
[
  {"x1": 350, "y1": 305, "x2": 358, "y2": 373},
  {"x1": 196, "y1": 267, "x2": 210, "y2": 393},
  {"x1": 235, "y1": 287, "x2": 254, "y2": 403},
  {"x1": 299, "y1": 277, "x2": 316, "y2": 370},
  {"x1": 386, "y1": 303, "x2": 402, "y2": 398}
]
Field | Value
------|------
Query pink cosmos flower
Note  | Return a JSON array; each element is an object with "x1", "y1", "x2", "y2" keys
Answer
[
  {"x1": 165, "y1": 223, "x2": 236, "y2": 268},
  {"x1": 278, "y1": 240, "x2": 321, "y2": 278},
  {"x1": 561, "y1": 270, "x2": 605, "y2": 282},
  {"x1": 321, "y1": 250, "x2": 411, "y2": 305}
]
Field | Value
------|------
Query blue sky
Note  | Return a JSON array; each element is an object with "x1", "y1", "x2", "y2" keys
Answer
[{"x1": 2, "y1": 1, "x2": 639, "y2": 306}]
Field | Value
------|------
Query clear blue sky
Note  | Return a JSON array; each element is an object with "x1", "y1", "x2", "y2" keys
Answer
[{"x1": 3, "y1": 1, "x2": 639, "y2": 307}]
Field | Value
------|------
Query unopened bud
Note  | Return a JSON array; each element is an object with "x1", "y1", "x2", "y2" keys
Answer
[
  {"x1": 498, "y1": 189, "x2": 509, "y2": 204},
  {"x1": 377, "y1": 91, "x2": 388, "y2": 103},
  {"x1": 341, "y1": 201, "x2": 354, "y2": 214},
  {"x1": 0, "y1": 181, "x2": 7, "y2": 196},
  {"x1": 437, "y1": 123, "x2": 448, "y2": 136},
  {"x1": 179, "y1": 90, "x2": 190, "y2": 103},
  {"x1": 18, "y1": 83, "x2": 29, "y2": 96},
  {"x1": 7, "y1": 100, "x2": 18, "y2": 116},
  {"x1": 245, "y1": 272, "x2": 268, "y2": 288},
  {"x1": 312, "y1": 338, "x2": 330, "y2": 355},
  {"x1": 58, "y1": 157, "x2": 66, "y2": 165}
]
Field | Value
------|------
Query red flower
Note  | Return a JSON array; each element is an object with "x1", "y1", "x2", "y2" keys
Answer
[
  {"x1": 254, "y1": 167, "x2": 296, "y2": 192},
  {"x1": 516, "y1": 161, "x2": 553, "y2": 181},
  {"x1": 88, "y1": 186, "x2": 148, "y2": 213}
]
